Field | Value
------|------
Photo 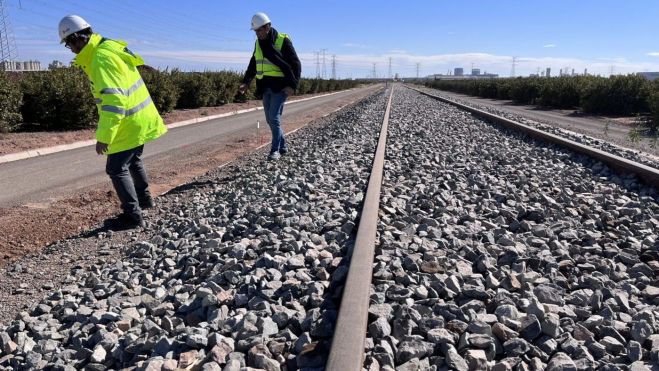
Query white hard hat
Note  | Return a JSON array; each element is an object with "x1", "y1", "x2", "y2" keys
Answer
[
  {"x1": 58, "y1": 15, "x2": 91, "y2": 43},
  {"x1": 250, "y1": 12, "x2": 271, "y2": 30}
]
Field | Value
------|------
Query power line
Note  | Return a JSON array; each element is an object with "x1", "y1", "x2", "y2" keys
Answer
[
  {"x1": 0, "y1": 0, "x2": 17, "y2": 65},
  {"x1": 387, "y1": 57, "x2": 392, "y2": 79},
  {"x1": 25, "y1": 0, "x2": 250, "y2": 50},
  {"x1": 511, "y1": 56, "x2": 517, "y2": 77},
  {"x1": 321, "y1": 48, "x2": 327, "y2": 79},
  {"x1": 331, "y1": 54, "x2": 336, "y2": 79}
]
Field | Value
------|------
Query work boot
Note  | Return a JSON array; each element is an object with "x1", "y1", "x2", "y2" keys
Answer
[
  {"x1": 139, "y1": 196, "x2": 155, "y2": 209},
  {"x1": 104, "y1": 213, "x2": 145, "y2": 231}
]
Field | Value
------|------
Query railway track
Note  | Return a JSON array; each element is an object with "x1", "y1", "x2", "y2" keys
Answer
[
  {"x1": 328, "y1": 85, "x2": 658, "y2": 370},
  {"x1": 0, "y1": 85, "x2": 657, "y2": 370}
]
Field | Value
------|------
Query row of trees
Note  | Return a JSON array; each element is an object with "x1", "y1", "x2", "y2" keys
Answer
[
  {"x1": 0, "y1": 68, "x2": 361, "y2": 133},
  {"x1": 424, "y1": 75, "x2": 659, "y2": 128}
]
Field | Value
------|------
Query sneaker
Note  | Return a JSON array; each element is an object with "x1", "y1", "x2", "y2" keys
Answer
[
  {"x1": 268, "y1": 152, "x2": 281, "y2": 161},
  {"x1": 104, "y1": 213, "x2": 145, "y2": 231},
  {"x1": 279, "y1": 149, "x2": 289, "y2": 156},
  {"x1": 139, "y1": 197, "x2": 155, "y2": 209}
]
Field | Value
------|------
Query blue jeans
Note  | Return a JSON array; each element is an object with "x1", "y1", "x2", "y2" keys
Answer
[{"x1": 262, "y1": 88, "x2": 288, "y2": 154}]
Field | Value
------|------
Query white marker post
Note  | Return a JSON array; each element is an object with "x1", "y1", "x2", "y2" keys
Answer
[{"x1": 256, "y1": 121, "x2": 261, "y2": 144}]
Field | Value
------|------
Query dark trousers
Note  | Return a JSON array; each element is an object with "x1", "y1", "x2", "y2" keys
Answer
[{"x1": 106, "y1": 145, "x2": 150, "y2": 219}]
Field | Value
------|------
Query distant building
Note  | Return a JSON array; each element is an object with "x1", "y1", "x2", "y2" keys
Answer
[
  {"x1": 637, "y1": 72, "x2": 659, "y2": 81},
  {"x1": 454, "y1": 67, "x2": 464, "y2": 76},
  {"x1": 546, "y1": 67, "x2": 551, "y2": 78},
  {"x1": 432, "y1": 72, "x2": 498, "y2": 80},
  {"x1": 471, "y1": 68, "x2": 480, "y2": 76},
  {"x1": 1, "y1": 60, "x2": 41, "y2": 72},
  {"x1": 48, "y1": 60, "x2": 66, "y2": 69}
]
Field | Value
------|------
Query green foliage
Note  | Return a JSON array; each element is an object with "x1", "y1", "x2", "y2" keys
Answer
[
  {"x1": 507, "y1": 77, "x2": 541, "y2": 104},
  {"x1": 172, "y1": 70, "x2": 215, "y2": 109},
  {"x1": 139, "y1": 67, "x2": 179, "y2": 114},
  {"x1": 2, "y1": 67, "x2": 358, "y2": 132},
  {"x1": 425, "y1": 74, "x2": 653, "y2": 116},
  {"x1": 0, "y1": 71, "x2": 23, "y2": 132},
  {"x1": 536, "y1": 77, "x2": 581, "y2": 108},
  {"x1": 20, "y1": 68, "x2": 96, "y2": 130},
  {"x1": 579, "y1": 75, "x2": 647, "y2": 115},
  {"x1": 645, "y1": 79, "x2": 659, "y2": 130},
  {"x1": 207, "y1": 71, "x2": 242, "y2": 106}
]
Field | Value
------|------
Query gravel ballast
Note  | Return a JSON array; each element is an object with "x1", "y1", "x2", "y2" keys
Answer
[
  {"x1": 0, "y1": 91, "x2": 387, "y2": 370},
  {"x1": 363, "y1": 88, "x2": 658, "y2": 370},
  {"x1": 1, "y1": 86, "x2": 658, "y2": 370}
]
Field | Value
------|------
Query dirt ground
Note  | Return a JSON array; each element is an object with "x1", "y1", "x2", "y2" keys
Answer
[
  {"x1": 435, "y1": 89, "x2": 659, "y2": 156},
  {"x1": 0, "y1": 87, "x2": 380, "y2": 267}
]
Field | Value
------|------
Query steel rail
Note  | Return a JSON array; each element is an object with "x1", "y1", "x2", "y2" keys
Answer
[
  {"x1": 325, "y1": 86, "x2": 394, "y2": 371},
  {"x1": 407, "y1": 86, "x2": 659, "y2": 188}
]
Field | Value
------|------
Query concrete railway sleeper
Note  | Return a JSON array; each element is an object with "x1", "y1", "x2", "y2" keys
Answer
[{"x1": 1, "y1": 85, "x2": 658, "y2": 370}]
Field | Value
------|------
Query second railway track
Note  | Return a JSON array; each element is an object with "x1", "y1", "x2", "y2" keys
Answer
[
  {"x1": 1, "y1": 84, "x2": 657, "y2": 370},
  {"x1": 328, "y1": 85, "x2": 658, "y2": 370}
]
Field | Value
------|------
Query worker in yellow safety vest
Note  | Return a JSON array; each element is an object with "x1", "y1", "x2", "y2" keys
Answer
[
  {"x1": 239, "y1": 12, "x2": 301, "y2": 161},
  {"x1": 58, "y1": 15, "x2": 167, "y2": 230}
]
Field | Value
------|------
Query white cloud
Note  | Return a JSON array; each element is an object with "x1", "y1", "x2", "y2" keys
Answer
[
  {"x1": 141, "y1": 50, "x2": 251, "y2": 64},
  {"x1": 342, "y1": 43, "x2": 369, "y2": 49},
  {"x1": 647, "y1": 52, "x2": 659, "y2": 57},
  {"x1": 15, "y1": 43, "x2": 659, "y2": 77},
  {"x1": 543, "y1": 44, "x2": 556, "y2": 48},
  {"x1": 388, "y1": 49, "x2": 408, "y2": 54}
]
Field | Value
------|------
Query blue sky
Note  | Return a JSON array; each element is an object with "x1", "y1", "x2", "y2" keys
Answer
[{"x1": 7, "y1": 0, "x2": 659, "y2": 77}]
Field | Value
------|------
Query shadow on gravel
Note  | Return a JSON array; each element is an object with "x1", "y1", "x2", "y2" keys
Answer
[{"x1": 163, "y1": 179, "x2": 220, "y2": 195}]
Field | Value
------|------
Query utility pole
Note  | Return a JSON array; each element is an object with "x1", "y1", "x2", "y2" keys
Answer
[
  {"x1": 331, "y1": 54, "x2": 336, "y2": 80},
  {"x1": 416, "y1": 62, "x2": 420, "y2": 79},
  {"x1": 0, "y1": 0, "x2": 17, "y2": 67},
  {"x1": 387, "y1": 57, "x2": 392, "y2": 79},
  {"x1": 321, "y1": 49, "x2": 327, "y2": 79},
  {"x1": 511, "y1": 56, "x2": 517, "y2": 77},
  {"x1": 315, "y1": 51, "x2": 320, "y2": 78}
]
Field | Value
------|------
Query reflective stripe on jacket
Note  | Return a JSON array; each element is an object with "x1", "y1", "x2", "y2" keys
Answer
[
  {"x1": 74, "y1": 33, "x2": 167, "y2": 155},
  {"x1": 254, "y1": 32, "x2": 288, "y2": 79}
]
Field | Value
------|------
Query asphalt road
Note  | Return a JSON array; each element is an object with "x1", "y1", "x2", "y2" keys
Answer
[{"x1": 0, "y1": 87, "x2": 376, "y2": 207}]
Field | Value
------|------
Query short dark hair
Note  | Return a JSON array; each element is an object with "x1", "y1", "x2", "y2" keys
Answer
[{"x1": 67, "y1": 27, "x2": 93, "y2": 42}]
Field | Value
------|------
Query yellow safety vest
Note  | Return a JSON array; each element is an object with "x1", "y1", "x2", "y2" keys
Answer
[
  {"x1": 74, "y1": 33, "x2": 167, "y2": 155},
  {"x1": 254, "y1": 32, "x2": 289, "y2": 79}
]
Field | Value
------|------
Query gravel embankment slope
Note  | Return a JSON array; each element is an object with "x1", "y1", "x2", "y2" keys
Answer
[
  {"x1": 414, "y1": 86, "x2": 659, "y2": 170},
  {"x1": 0, "y1": 91, "x2": 388, "y2": 370}
]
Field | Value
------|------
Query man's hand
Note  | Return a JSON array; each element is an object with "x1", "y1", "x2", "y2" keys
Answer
[
  {"x1": 95, "y1": 141, "x2": 109, "y2": 155},
  {"x1": 283, "y1": 86, "x2": 294, "y2": 96},
  {"x1": 238, "y1": 83, "x2": 248, "y2": 94}
]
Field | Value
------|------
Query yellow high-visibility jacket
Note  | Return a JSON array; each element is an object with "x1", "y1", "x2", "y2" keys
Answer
[
  {"x1": 254, "y1": 32, "x2": 288, "y2": 79},
  {"x1": 75, "y1": 33, "x2": 166, "y2": 155}
]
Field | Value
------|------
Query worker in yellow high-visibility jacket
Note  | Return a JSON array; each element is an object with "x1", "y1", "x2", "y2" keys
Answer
[
  {"x1": 58, "y1": 15, "x2": 167, "y2": 230},
  {"x1": 239, "y1": 12, "x2": 301, "y2": 161}
]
